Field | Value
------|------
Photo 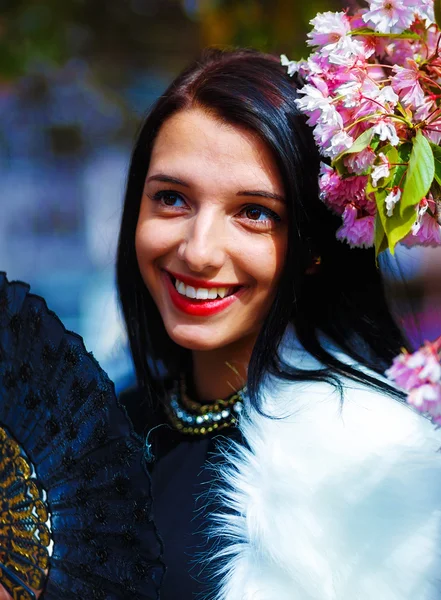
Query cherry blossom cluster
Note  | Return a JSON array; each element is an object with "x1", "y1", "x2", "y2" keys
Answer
[
  {"x1": 386, "y1": 335, "x2": 441, "y2": 424},
  {"x1": 282, "y1": 0, "x2": 441, "y2": 254}
]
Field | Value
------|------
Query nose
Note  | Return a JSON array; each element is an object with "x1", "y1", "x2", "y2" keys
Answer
[{"x1": 177, "y1": 207, "x2": 226, "y2": 273}]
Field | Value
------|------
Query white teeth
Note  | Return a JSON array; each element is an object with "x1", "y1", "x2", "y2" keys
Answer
[
  {"x1": 196, "y1": 288, "x2": 209, "y2": 300},
  {"x1": 174, "y1": 278, "x2": 233, "y2": 300},
  {"x1": 186, "y1": 286, "x2": 196, "y2": 299}
]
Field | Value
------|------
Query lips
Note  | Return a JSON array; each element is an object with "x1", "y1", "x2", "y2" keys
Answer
[{"x1": 162, "y1": 271, "x2": 245, "y2": 317}]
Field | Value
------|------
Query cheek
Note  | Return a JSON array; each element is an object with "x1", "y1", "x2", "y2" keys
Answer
[
  {"x1": 240, "y1": 233, "x2": 287, "y2": 295},
  {"x1": 135, "y1": 219, "x2": 177, "y2": 268}
]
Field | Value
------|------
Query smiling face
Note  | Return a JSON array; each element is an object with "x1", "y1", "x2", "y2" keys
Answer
[{"x1": 135, "y1": 107, "x2": 288, "y2": 355}]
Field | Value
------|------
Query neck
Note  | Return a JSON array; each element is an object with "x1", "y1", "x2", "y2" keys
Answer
[{"x1": 191, "y1": 334, "x2": 255, "y2": 402}]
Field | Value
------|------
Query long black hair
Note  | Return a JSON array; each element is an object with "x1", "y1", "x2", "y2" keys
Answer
[{"x1": 116, "y1": 47, "x2": 406, "y2": 409}]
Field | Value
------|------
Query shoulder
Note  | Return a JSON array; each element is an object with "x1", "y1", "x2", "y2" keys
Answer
[
  {"x1": 262, "y1": 329, "x2": 441, "y2": 459},
  {"x1": 252, "y1": 375, "x2": 441, "y2": 467},
  {"x1": 210, "y1": 347, "x2": 441, "y2": 600}
]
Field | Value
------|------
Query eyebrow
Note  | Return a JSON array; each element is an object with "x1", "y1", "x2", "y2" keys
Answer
[
  {"x1": 237, "y1": 190, "x2": 285, "y2": 203},
  {"x1": 146, "y1": 174, "x2": 190, "y2": 187},
  {"x1": 146, "y1": 173, "x2": 285, "y2": 203}
]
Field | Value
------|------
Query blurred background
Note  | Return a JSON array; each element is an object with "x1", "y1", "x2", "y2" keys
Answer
[{"x1": 1, "y1": 0, "x2": 439, "y2": 391}]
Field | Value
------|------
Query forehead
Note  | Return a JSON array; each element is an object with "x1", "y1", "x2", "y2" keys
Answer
[{"x1": 148, "y1": 108, "x2": 282, "y2": 190}]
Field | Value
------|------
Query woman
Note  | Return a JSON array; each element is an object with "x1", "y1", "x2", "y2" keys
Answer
[{"x1": 117, "y1": 48, "x2": 441, "y2": 599}]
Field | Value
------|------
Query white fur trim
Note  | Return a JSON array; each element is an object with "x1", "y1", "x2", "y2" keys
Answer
[{"x1": 211, "y1": 368, "x2": 441, "y2": 599}]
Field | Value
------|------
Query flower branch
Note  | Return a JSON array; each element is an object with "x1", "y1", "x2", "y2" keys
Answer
[{"x1": 283, "y1": 0, "x2": 441, "y2": 255}]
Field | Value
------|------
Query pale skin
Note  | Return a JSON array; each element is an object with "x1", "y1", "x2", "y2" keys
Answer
[{"x1": 136, "y1": 107, "x2": 288, "y2": 401}]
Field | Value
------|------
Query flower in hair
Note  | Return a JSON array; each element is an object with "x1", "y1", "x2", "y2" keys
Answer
[
  {"x1": 362, "y1": 0, "x2": 416, "y2": 34},
  {"x1": 282, "y1": 0, "x2": 441, "y2": 254}
]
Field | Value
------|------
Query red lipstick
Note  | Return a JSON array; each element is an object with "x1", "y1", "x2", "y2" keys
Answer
[{"x1": 162, "y1": 271, "x2": 244, "y2": 317}]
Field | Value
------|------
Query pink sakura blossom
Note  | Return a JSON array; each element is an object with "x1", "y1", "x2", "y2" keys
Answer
[
  {"x1": 418, "y1": 351, "x2": 441, "y2": 383},
  {"x1": 326, "y1": 129, "x2": 354, "y2": 158},
  {"x1": 371, "y1": 152, "x2": 391, "y2": 187},
  {"x1": 336, "y1": 204, "x2": 375, "y2": 248},
  {"x1": 344, "y1": 147, "x2": 376, "y2": 175},
  {"x1": 348, "y1": 11, "x2": 368, "y2": 30},
  {"x1": 319, "y1": 164, "x2": 369, "y2": 214},
  {"x1": 376, "y1": 38, "x2": 415, "y2": 64},
  {"x1": 362, "y1": 0, "x2": 416, "y2": 34},
  {"x1": 386, "y1": 337, "x2": 441, "y2": 390},
  {"x1": 282, "y1": 4, "x2": 441, "y2": 254},
  {"x1": 338, "y1": 80, "x2": 399, "y2": 125},
  {"x1": 312, "y1": 111, "x2": 346, "y2": 154},
  {"x1": 296, "y1": 79, "x2": 330, "y2": 107},
  {"x1": 414, "y1": 0, "x2": 435, "y2": 26},
  {"x1": 306, "y1": 54, "x2": 361, "y2": 96},
  {"x1": 307, "y1": 11, "x2": 351, "y2": 48},
  {"x1": 379, "y1": 28, "x2": 437, "y2": 65},
  {"x1": 423, "y1": 119, "x2": 441, "y2": 145},
  {"x1": 295, "y1": 82, "x2": 333, "y2": 126},
  {"x1": 374, "y1": 85, "x2": 399, "y2": 109},
  {"x1": 401, "y1": 198, "x2": 441, "y2": 247},
  {"x1": 386, "y1": 355, "x2": 425, "y2": 390},
  {"x1": 346, "y1": 11, "x2": 380, "y2": 59},
  {"x1": 307, "y1": 11, "x2": 370, "y2": 65},
  {"x1": 325, "y1": 37, "x2": 368, "y2": 66},
  {"x1": 425, "y1": 28, "x2": 440, "y2": 55},
  {"x1": 364, "y1": 64, "x2": 386, "y2": 83},
  {"x1": 386, "y1": 337, "x2": 441, "y2": 425},
  {"x1": 387, "y1": 338, "x2": 441, "y2": 423},
  {"x1": 336, "y1": 76, "x2": 381, "y2": 110},
  {"x1": 391, "y1": 59, "x2": 425, "y2": 109},
  {"x1": 415, "y1": 97, "x2": 436, "y2": 122},
  {"x1": 336, "y1": 79, "x2": 367, "y2": 109},
  {"x1": 408, "y1": 384, "x2": 441, "y2": 424},
  {"x1": 405, "y1": 344, "x2": 441, "y2": 382}
]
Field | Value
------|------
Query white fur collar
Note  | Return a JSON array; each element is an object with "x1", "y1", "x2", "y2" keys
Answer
[{"x1": 210, "y1": 338, "x2": 441, "y2": 600}]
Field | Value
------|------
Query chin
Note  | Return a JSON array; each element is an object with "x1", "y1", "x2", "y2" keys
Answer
[{"x1": 165, "y1": 322, "x2": 231, "y2": 352}]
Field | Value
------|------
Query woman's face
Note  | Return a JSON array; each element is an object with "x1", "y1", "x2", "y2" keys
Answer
[{"x1": 136, "y1": 107, "x2": 288, "y2": 353}]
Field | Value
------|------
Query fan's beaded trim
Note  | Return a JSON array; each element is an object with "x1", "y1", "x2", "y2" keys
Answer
[
  {"x1": 164, "y1": 381, "x2": 246, "y2": 435},
  {"x1": 0, "y1": 426, "x2": 52, "y2": 600}
]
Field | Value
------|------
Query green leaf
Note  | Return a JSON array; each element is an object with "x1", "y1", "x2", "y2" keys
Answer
[
  {"x1": 381, "y1": 146, "x2": 399, "y2": 189},
  {"x1": 392, "y1": 143, "x2": 412, "y2": 189},
  {"x1": 366, "y1": 178, "x2": 376, "y2": 197},
  {"x1": 375, "y1": 188, "x2": 416, "y2": 255},
  {"x1": 400, "y1": 131, "x2": 434, "y2": 213},
  {"x1": 435, "y1": 0, "x2": 441, "y2": 30},
  {"x1": 374, "y1": 142, "x2": 415, "y2": 253},
  {"x1": 374, "y1": 210, "x2": 388, "y2": 259},
  {"x1": 430, "y1": 142, "x2": 441, "y2": 186},
  {"x1": 334, "y1": 159, "x2": 346, "y2": 177},
  {"x1": 370, "y1": 136, "x2": 380, "y2": 152},
  {"x1": 349, "y1": 27, "x2": 420, "y2": 39},
  {"x1": 388, "y1": 205, "x2": 417, "y2": 254},
  {"x1": 333, "y1": 128, "x2": 374, "y2": 166}
]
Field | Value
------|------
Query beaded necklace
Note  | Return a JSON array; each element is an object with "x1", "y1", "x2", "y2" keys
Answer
[{"x1": 164, "y1": 377, "x2": 246, "y2": 435}]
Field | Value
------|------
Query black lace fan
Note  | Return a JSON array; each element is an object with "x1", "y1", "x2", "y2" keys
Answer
[{"x1": 0, "y1": 273, "x2": 164, "y2": 600}]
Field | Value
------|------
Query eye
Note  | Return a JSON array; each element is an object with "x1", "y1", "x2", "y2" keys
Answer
[
  {"x1": 152, "y1": 190, "x2": 187, "y2": 208},
  {"x1": 239, "y1": 204, "x2": 281, "y2": 228}
]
